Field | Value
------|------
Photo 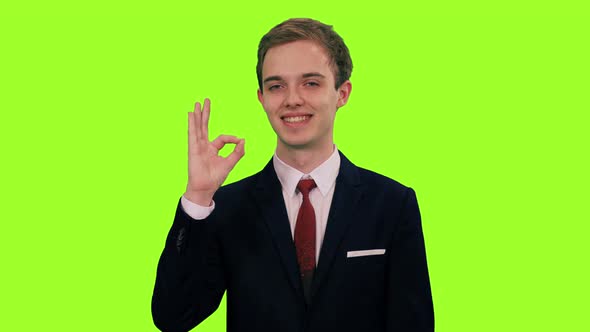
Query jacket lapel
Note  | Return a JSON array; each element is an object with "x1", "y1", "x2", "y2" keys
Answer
[
  {"x1": 311, "y1": 152, "x2": 363, "y2": 301},
  {"x1": 253, "y1": 161, "x2": 303, "y2": 297},
  {"x1": 252, "y1": 152, "x2": 364, "y2": 304}
]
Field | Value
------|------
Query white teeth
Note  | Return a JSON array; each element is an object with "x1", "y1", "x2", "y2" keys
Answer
[{"x1": 283, "y1": 115, "x2": 310, "y2": 123}]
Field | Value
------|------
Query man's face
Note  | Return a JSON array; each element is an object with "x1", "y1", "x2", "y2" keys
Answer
[{"x1": 257, "y1": 40, "x2": 351, "y2": 152}]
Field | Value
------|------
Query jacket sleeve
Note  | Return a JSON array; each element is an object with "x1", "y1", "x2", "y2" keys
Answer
[
  {"x1": 386, "y1": 187, "x2": 434, "y2": 331},
  {"x1": 151, "y1": 197, "x2": 227, "y2": 332}
]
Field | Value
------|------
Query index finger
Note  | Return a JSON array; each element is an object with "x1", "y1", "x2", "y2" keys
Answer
[{"x1": 211, "y1": 134, "x2": 241, "y2": 150}]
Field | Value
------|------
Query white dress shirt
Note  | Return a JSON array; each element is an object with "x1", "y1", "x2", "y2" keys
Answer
[{"x1": 181, "y1": 146, "x2": 341, "y2": 264}]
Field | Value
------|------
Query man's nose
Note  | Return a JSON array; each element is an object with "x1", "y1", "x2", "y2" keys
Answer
[{"x1": 285, "y1": 87, "x2": 304, "y2": 108}]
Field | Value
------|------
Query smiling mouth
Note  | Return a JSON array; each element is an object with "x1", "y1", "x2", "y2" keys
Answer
[{"x1": 282, "y1": 115, "x2": 312, "y2": 123}]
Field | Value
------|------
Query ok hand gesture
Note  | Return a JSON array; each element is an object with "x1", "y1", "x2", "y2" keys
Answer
[{"x1": 184, "y1": 98, "x2": 245, "y2": 206}]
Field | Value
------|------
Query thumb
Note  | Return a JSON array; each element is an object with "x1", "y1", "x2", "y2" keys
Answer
[{"x1": 224, "y1": 139, "x2": 245, "y2": 171}]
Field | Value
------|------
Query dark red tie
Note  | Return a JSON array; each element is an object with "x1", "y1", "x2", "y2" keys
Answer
[{"x1": 295, "y1": 178, "x2": 317, "y2": 302}]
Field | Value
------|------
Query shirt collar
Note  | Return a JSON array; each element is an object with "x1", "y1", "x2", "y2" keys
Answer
[{"x1": 273, "y1": 145, "x2": 341, "y2": 198}]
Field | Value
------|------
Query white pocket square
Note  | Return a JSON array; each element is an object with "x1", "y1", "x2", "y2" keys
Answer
[{"x1": 347, "y1": 249, "x2": 386, "y2": 258}]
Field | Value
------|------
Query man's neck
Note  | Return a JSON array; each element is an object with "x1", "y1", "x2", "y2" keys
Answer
[{"x1": 275, "y1": 142, "x2": 335, "y2": 174}]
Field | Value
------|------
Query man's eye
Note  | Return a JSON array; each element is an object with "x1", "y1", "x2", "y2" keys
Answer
[
  {"x1": 269, "y1": 85, "x2": 281, "y2": 90},
  {"x1": 305, "y1": 82, "x2": 319, "y2": 87}
]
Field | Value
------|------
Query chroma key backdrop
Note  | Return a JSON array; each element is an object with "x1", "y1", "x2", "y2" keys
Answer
[{"x1": 1, "y1": 1, "x2": 588, "y2": 331}]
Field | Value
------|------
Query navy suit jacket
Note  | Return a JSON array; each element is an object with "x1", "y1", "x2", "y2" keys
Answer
[{"x1": 152, "y1": 152, "x2": 434, "y2": 332}]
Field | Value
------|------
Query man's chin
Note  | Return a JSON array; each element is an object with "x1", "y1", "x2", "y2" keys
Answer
[{"x1": 277, "y1": 137, "x2": 314, "y2": 150}]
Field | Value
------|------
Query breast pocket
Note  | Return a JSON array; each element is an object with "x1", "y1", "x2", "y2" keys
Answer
[
  {"x1": 344, "y1": 249, "x2": 387, "y2": 279},
  {"x1": 347, "y1": 249, "x2": 386, "y2": 258}
]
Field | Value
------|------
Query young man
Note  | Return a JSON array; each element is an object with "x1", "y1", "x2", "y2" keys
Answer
[{"x1": 152, "y1": 18, "x2": 434, "y2": 332}]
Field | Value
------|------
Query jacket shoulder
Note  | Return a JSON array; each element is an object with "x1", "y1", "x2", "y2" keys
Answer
[
  {"x1": 355, "y1": 166, "x2": 414, "y2": 198},
  {"x1": 213, "y1": 172, "x2": 258, "y2": 202}
]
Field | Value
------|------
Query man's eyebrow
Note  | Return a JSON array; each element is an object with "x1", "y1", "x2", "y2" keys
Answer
[
  {"x1": 263, "y1": 76, "x2": 283, "y2": 84},
  {"x1": 263, "y1": 72, "x2": 326, "y2": 84},
  {"x1": 302, "y1": 72, "x2": 325, "y2": 79}
]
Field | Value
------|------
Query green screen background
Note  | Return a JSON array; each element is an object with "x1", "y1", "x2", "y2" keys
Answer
[{"x1": 1, "y1": 2, "x2": 588, "y2": 331}]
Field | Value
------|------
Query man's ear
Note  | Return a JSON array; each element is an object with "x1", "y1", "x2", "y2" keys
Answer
[
  {"x1": 257, "y1": 89, "x2": 263, "y2": 105},
  {"x1": 336, "y1": 80, "x2": 352, "y2": 108}
]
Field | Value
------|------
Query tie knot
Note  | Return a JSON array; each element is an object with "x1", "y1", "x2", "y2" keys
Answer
[{"x1": 297, "y1": 178, "x2": 317, "y2": 196}]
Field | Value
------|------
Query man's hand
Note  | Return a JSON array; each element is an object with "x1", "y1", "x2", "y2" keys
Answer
[{"x1": 184, "y1": 98, "x2": 245, "y2": 206}]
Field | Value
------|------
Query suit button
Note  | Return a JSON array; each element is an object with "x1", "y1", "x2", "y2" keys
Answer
[{"x1": 176, "y1": 227, "x2": 186, "y2": 253}]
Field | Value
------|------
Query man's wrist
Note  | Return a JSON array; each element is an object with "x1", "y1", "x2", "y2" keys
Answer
[{"x1": 183, "y1": 190, "x2": 214, "y2": 207}]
